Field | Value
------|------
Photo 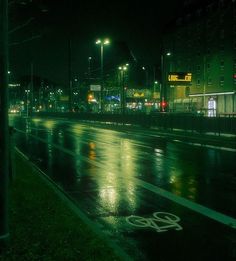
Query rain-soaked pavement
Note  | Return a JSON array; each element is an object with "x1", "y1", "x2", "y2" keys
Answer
[{"x1": 9, "y1": 115, "x2": 236, "y2": 260}]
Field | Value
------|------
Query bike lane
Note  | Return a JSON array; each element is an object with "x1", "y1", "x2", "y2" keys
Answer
[{"x1": 67, "y1": 176, "x2": 236, "y2": 261}]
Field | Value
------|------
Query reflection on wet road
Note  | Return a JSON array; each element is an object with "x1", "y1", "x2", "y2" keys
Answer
[{"x1": 10, "y1": 116, "x2": 236, "y2": 260}]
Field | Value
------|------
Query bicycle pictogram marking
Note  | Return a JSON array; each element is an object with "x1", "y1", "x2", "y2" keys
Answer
[{"x1": 126, "y1": 212, "x2": 183, "y2": 232}]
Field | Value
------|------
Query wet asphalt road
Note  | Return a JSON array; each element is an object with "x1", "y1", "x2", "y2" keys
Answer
[{"x1": 10, "y1": 115, "x2": 236, "y2": 260}]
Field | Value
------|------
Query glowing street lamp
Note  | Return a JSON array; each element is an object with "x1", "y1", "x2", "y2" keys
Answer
[
  {"x1": 118, "y1": 65, "x2": 128, "y2": 116},
  {"x1": 25, "y1": 89, "x2": 30, "y2": 117},
  {"x1": 161, "y1": 51, "x2": 172, "y2": 111},
  {"x1": 95, "y1": 38, "x2": 110, "y2": 112}
]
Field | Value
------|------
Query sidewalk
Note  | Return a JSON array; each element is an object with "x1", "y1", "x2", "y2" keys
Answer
[{"x1": 0, "y1": 150, "x2": 122, "y2": 261}]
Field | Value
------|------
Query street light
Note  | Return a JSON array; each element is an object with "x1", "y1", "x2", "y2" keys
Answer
[
  {"x1": 88, "y1": 56, "x2": 92, "y2": 82},
  {"x1": 95, "y1": 38, "x2": 110, "y2": 113},
  {"x1": 160, "y1": 51, "x2": 172, "y2": 112},
  {"x1": 142, "y1": 66, "x2": 148, "y2": 88},
  {"x1": 118, "y1": 65, "x2": 128, "y2": 116},
  {"x1": 25, "y1": 89, "x2": 30, "y2": 117}
]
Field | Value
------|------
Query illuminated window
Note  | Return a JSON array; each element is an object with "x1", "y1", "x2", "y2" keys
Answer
[
  {"x1": 220, "y1": 61, "x2": 224, "y2": 70},
  {"x1": 208, "y1": 78, "x2": 212, "y2": 85},
  {"x1": 220, "y1": 76, "x2": 224, "y2": 86}
]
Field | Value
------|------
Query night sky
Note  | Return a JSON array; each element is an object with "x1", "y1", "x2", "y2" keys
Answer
[{"x1": 8, "y1": 0, "x2": 185, "y2": 86}]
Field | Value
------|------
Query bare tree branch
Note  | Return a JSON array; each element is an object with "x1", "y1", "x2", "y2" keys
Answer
[
  {"x1": 8, "y1": 17, "x2": 35, "y2": 34},
  {"x1": 9, "y1": 34, "x2": 41, "y2": 46}
]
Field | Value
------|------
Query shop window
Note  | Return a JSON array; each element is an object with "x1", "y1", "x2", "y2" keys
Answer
[{"x1": 208, "y1": 98, "x2": 216, "y2": 117}]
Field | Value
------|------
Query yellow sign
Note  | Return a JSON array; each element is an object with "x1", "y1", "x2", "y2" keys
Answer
[
  {"x1": 133, "y1": 92, "x2": 144, "y2": 97},
  {"x1": 168, "y1": 72, "x2": 192, "y2": 82}
]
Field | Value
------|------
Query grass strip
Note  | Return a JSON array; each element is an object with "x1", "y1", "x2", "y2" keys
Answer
[{"x1": 0, "y1": 151, "x2": 121, "y2": 261}]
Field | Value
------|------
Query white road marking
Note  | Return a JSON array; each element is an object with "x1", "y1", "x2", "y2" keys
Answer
[
  {"x1": 126, "y1": 212, "x2": 183, "y2": 232},
  {"x1": 134, "y1": 178, "x2": 236, "y2": 229}
]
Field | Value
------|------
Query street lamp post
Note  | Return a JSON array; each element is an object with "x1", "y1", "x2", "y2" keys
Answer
[
  {"x1": 142, "y1": 66, "x2": 148, "y2": 88},
  {"x1": 160, "y1": 51, "x2": 171, "y2": 112},
  {"x1": 119, "y1": 65, "x2": 128, "y2": 117},
  {"x1": 88, "y1": 56, "x2": 92, "y2": 84},
  {"x1": 25, "y1": 89, "x2": 30, "y2": 117},
  {"x1": 96, "y1": 38, "x2": 110, "y2": 113}
]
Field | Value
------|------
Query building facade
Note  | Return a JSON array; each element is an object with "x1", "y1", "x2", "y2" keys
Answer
[{"x1": 162, "y1": 0, "x2": 236, "y2": 115}]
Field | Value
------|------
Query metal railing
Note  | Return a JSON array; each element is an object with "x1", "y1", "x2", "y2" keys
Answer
[{"x1": 34, "y1": 112, "x2": 236, "y2": 136}]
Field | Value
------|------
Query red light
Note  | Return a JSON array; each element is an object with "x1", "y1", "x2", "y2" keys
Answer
[
  {"x1": 233, "y1": 74, "x2": 236, "y2": 79},
  {"x1": 161, "y1": 101, "x2": 167, "y2": 107}
]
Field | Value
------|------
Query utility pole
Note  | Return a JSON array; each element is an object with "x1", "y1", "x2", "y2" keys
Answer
[
  {"x1": 100, "y1": 43, "x2": 104, "y2": 113},
  {"x1": 68, "y1": 39, "x2": 72, "y2": 112},
  {"x1": 0, "y1": 0, "x2": 10, "y2": 249},
  {"x1": 30, "y1": 62, "x2": 34, "y2": 114}
]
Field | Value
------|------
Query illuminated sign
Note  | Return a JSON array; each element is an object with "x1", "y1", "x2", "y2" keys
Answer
[
  {"x1": 90, "y1": 85, "x2": 101, "y2": 91},
  {"x1": 133, "y1": 92, "x2": 144, "y2": 98},
  {"x1": 168, "y1": 72, "x2": 192, "y2": 82}
]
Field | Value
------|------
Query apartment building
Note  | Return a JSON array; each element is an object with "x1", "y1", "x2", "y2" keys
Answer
[{"x1": 162, "y1": 0, "x2": 236, "y2": 115}]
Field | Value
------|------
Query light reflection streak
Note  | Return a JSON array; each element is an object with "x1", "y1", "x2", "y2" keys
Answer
[
  {"x1": 42, "y1": 119, "x2": 56, "y2": 130},
  {"x1": 95, "y1": 137, "x2": 138, "y2": 213},
  {"x1": 88, "y1": 142, "x2": 96, "y2": 160}
]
